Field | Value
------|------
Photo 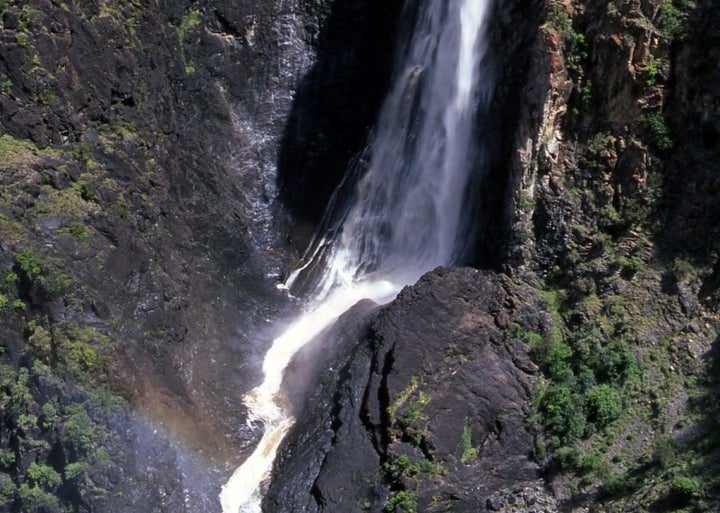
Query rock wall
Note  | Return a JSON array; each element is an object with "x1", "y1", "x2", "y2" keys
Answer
[
  {"x1": 503, "y1": 0, "x2": 720, "y2": 509},
  {"x1": 266, "y1": 268, "x2": 549, "y2": 513},
  {"x1": 0, "y1": 0, "x2": 407, "y2": 510}
]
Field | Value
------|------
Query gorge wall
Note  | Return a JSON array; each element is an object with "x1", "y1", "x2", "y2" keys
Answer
[
  {"x1": 0, "y1": 0, "x2": 718, "y2": 512},
  {"x1": 0, "y1": 0, "x2": 403, "y2": 510},
  {"x1": 505, "y1": 0, "x2": 720, "y2": 509}
]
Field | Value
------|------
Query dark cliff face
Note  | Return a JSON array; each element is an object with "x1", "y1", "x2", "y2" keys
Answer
[
  {"x1": 0, "y1": 0, "x2": 333, "y2": 510},
  {"x1": 462, "y1": 0, "x2": 545, "y2": 269},
  {"x1": 276, "y1": 0, "x2": 405, "y2": 229},
  {"x1": 661, "y1": 0, "x2": 720, "y2": 262},
  {"x1": 266, "y1": 268, "x2": 549, "y2": 513}
]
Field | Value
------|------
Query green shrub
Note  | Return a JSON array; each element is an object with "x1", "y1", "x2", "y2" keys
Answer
[
  {"x1": 0, "y1": 449, "x2": 15, "y2": 468},
  {"x1": 0, "y1": 472, "x2": 16, "y2": 505},
  {"x1": 18, "y1": 5, "x2": 45, "y2": 31},
  {"x1": 644, "y1": 60, "x2": 659, "y2": 86},
  {"x1": 26, "y1": 463, "x2": 60, "y2": 491},
  {"x1": 62, "y1": 404, "x2": 96, "y2": 452},
  {"x1": 73, "y1": 181, "x2": 96, "y2": 202},
  {"x1": 13, "y1": 250, "x2": 68, "y2": 297},
  {"x1": 28, "y1": 322, "x2": 52, "y2": 361},
  {"x1": 385, "y1": 454, "x2": 441, "y2": 482},
  {"x1": 602, "y1": 473, "x2": 628, "y2": 497},
  {"x1": 671, "y1": 476, "x2": 701, "y2": 499},
  {"x1": 653, "y1": 436, "x2": 677, "y2": 467},
  {"x1": 177, "y1": 7, "x2": 201, "y2": 55},
  {"x1": 17, "y1": 413, "x2": 38, "y2": 432},
  {"x1": 536, "y1": 339, "x2": 575, "y2": 383},
  {"x1": 586, "y1": 384, "x2": 623, "y2": 429},
  {"x1": 546, "y1": 5, "x2": 588, "y2": 75},
  {"x1": 40, "y1": 402, "x2": 57, "y2": 429},
  {"x1": 14, "y1": 251, "x2": 44, "y2": 284},
  {"x1": 555, "y1": 446, "x2": 581, "y2": 470},
  {"x1": 64, "y1": 461, "x2": 89, "y2": 481},
  {"x1": 639, "y1": 113, "x2": 674, "y2": 153},
  {"x1": 540, "y1": 384, "x2": 586, "y2": 442},
  {"x1": 385, "y1": 454, "x2": 412, "y2": 481},
  {"x1": 385, "y1": 490, "x2": 416, "y2": 513},
  {"x1": 460, "y1": 424, "x2": 478, "y2": 464},
  {"x1": 17, "y1": 482, "x2": 59, "y2": 513},
  {"x1": 656, "y1": 0, "x2": 686, "y2": 38}
]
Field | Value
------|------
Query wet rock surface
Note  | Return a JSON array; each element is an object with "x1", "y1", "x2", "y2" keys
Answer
[
  {"x1": 267, "y1": 267, "x2": 550, "y2": 512},
  {"x1": 0, "y1": 0, "x2": 405, "y2": 510}
]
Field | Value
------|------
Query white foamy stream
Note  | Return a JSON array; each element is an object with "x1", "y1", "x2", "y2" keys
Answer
[{"x1": 221, "y1": 0, "x2": 492, "y2": 511}]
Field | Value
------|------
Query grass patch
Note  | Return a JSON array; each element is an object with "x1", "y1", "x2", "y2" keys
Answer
[{"x1": 460, "y1": 424, "x2": 478, "y2": 464}]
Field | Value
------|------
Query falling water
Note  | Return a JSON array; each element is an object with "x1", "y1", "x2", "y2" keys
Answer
[{"x1": 220, "y1": 0, "x2": 493, "y2": 511}]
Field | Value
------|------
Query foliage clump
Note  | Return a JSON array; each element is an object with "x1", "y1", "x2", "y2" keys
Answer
[
  {"x1": 521, "y1": 315, "x2": 639, "y2": 452},
  {"x1": 670, "y1": 476, "x2": 702, "y2": 500},
  {"x1": 638, "y1": 113, "x2": 674, "y2": 153},
  {"x1": 385, "y1": 490, "x2": 416, "y2": 513}
]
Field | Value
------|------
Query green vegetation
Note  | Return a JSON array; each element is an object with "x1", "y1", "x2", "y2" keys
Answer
[
  {"x1": 383, "y1": 375, "x2": 445, "y2": 513},
  {"x1": 16, "y1": 482, "x2": 60, "y2": 513},
  {"x1": 385, "y1": 454, "x2": 442, "y2": 482},
  {"x1": 382, "y1": 452, "x2": 438, "y2": 513},
  {"x1": 177, "y1": 7, "x2": 201, "y2": 71},
  {"x1": 0, "y1": 131, "x2": 122, "y2": 509},
  {"x1": 0, "y1": 357, "x2": 119, "y2": 511},
  {"x1": 0, "y1": 134, "x2": 47, "y2": 166},
  {"x1": 644, "y1": 59, "x2": 659, "y2": 86},
  {"x1": 460, "y1": 424, "x2": 478, "y2": 464},
  {"x1": 545, "y1": 3, "x2": 594, "y2": 119},
  {"x1": 531, "y1": 318, "x2": 638, "y2": 444},
  {"x1": 388, "y1": 376, "x2": 431, "y2": 429},
  {"x1": 638, "y1": 113, "x2": 674, "y2": 153},
  {"x1": 546, "y1": 4, "x2": 588, "y2": 75},
  {"x1": 670, "y1": 476, "x2": 702, "y2": 500},
  {"x1": 656, "y1": 0, "x2": 690, "y2": 39},
  {"x1": 586, "y1": 384, "x2": 623, "y2": 428},
  {"x1": 26, "y1": 463, "x2": 61, "y2": 490},
  {"x1": 0, "y1": 73, "x2": 11, "y2": 93},
  {"x1": 524, "y1": 85, "x2": 719, "y2": 507},
  {"x1": 18, "y1": 4, "x2": 45, "y2": 31},
  {"x1": 62, "y1": 220, "x2": 92, "y2": 242},
  {"x1": 178, "y1": 7, "x2": 201, "y2": 44},
  {"x1": 0, "y1": 269, "x2": 18, "y2": 311},
  {"x1": 385, "y1": 490, "x2": 417, "y2": 513},
  {"x1": 0, "y1": 473, "x2": 17, "y2": 507}
]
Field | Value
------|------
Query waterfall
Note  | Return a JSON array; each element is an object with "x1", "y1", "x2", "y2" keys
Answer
[{"x1": 220, "y1": 0, "x2": 493, "y2": 511}]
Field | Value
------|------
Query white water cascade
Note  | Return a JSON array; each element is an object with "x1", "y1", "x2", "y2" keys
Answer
[{"x1": 220, "y1": 0, "x2": 493, "y2": 511}]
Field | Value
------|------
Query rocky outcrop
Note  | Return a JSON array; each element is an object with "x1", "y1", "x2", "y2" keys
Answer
[{"x1": 266, "y1": 268, "x2": 551, "y2": 512}]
